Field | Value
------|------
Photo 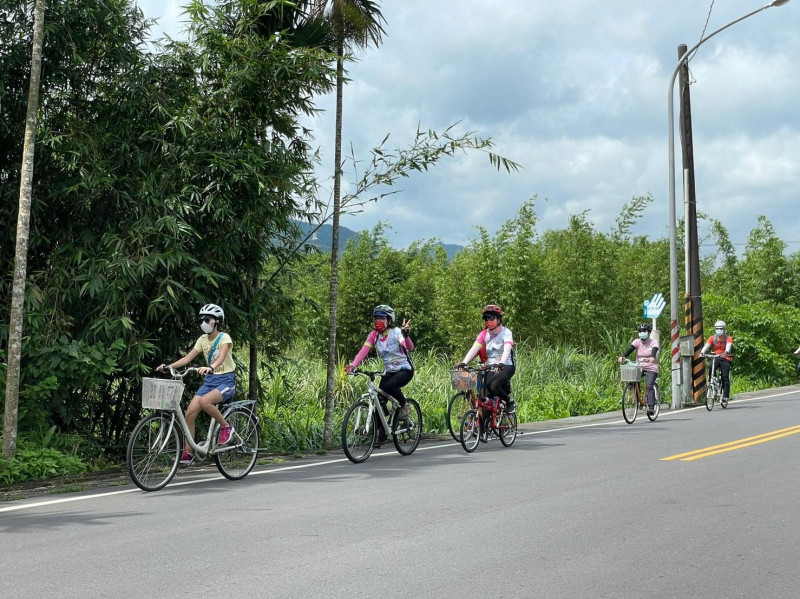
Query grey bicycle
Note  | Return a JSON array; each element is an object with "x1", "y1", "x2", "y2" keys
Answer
[
  {"x1": 126, "y1": 366, "x2": 260, "y2": 491},
  {"x1": 341, "y1": 368, "x2": 422, "y2": 463}
]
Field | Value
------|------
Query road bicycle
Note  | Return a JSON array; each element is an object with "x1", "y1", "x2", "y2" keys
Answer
[
  {"x1": 620, "y1": 358, "x2": 660, "y2": 424},
  {"x1": 459, "y1": 387, "x2": 517, "y2": 453},
  {"x1": 340, "y1": 368, "x2": 422, "y2": 463},
  {"x1": 126, "y1": 367, "x2": 260, "y2": 491},
  {"x1": 702, "y1": 353, "x2": 729, "y2": 410}
]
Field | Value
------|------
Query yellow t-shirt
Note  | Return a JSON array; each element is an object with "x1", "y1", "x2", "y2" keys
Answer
[{"x1": 194, "y1": 332, "x2": 235, "y2": 374}]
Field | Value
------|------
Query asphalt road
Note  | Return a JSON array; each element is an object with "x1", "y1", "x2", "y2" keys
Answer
[{"x1": 3, "y1": 385, "x2": 800, "y2": 599}]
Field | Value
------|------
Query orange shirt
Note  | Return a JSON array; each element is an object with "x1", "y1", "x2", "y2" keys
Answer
[{"x1": 706, "y1": 334, "x2": 733, "y2": 362}]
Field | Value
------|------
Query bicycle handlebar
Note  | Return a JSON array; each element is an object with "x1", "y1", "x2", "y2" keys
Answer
[
  {"x1": 452, "y1": 363, "x2": 504, "y2": 373},
  {"x1": 157, "y1": 365, "x2": 201, "y2": 380},
  {"x1": 347, "y1": 367, "x2": 385, "y2": 380}
]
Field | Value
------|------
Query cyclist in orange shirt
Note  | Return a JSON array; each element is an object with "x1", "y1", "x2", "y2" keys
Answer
[{"x1": 700, "y1": 320, "x2": 733, "y2": 402}]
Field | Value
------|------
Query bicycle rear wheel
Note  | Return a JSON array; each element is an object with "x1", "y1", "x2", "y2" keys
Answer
[
  {"x1": 622, "y1": 383, "x2": 637, "y2": 424},
  {"x1": 647, "y1": 382, "x2": 660, "y2": 422},
  {"x1": 718, "y1": 375, "x2": 728, "y2": 408},
  {"x1": 447, "y1": 391, "x2": 472, "y2": 441},
  {"x1": 498, "y1": 412, "x2": 517, "y2": 447},
  {"x1": 342, "y1": 401, "x2": 376, "y2": 463},
  {"x1": 215, "y1": 408, "x2": 260, "y2": 480},
  {"x1": 127, "y1": 413, "x2": 181, "y2": 492},
  {"x1": 393, "y1": 399, "x2": 422, "y2": 456}
]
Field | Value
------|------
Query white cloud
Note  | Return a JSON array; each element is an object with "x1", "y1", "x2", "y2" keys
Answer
[{"x1": 135, "y1": 0, "x2": 800, "y2": 251}]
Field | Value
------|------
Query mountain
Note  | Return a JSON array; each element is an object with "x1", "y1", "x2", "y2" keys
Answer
[{"x1": 294, "y1": 221, "x2": 463, "y2": 260}]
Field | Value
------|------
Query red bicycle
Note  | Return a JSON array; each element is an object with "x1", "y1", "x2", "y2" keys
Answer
[{"x1": 459, "y1": 366, "x2": 517, "y2": 452}]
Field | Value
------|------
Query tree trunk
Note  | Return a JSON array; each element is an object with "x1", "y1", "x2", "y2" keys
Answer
[
  {"x1": 322, "y1": 45, "x2": 345, "y2": 448},
  {"x1": 3, "y1": 0, "x2": 46, "y2": 459}
]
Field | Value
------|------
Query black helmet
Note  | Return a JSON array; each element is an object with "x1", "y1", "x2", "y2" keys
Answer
[{"x1": 638, "y1": 322, "x2": 652, "y2": 333}]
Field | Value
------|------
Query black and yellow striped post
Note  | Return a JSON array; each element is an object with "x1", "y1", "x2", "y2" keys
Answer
[{"x1": 684, "y1": 294, "x2": 706, "y2": 403}]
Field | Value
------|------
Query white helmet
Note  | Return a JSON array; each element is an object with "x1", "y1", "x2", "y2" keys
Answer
[
  {"x1": 199, "y1": 303, "x2": 225, "y2": 322},
  {"x1": 714, "y1": 320, "x2": 726, "y2": 332},
  {"x1": 373, "y1": 304, "x2": 395, "y2": 323}
]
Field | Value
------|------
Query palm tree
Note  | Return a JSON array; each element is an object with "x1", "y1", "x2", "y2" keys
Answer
[
  {"x1": 4, "y1": 0, "x2": 46, "y2": 459},
  {"x1": 313, "y1": 0, "x2": 386, "y2": 448}
]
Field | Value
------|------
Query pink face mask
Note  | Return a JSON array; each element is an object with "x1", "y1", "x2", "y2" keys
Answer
[{"x1": 374, "y1": 320, "x2": 387, "y2": 332}]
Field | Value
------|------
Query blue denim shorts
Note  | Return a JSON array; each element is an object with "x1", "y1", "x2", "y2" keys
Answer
[{"x1": 196, "y1": 372, "x2": 236, "y2": 401}]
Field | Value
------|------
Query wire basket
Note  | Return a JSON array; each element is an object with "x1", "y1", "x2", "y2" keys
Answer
[
  {"x1": 450, "y1": 369, "x2": 478, "y2": 391},
  {"x1": 620, "y1": 363, "x2": 642, "y2": 382},
  {"x1": 141, "y1": 378, "x2": 185, "y2": 410}
]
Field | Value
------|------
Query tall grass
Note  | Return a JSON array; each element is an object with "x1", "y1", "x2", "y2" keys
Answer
[{"x1": 256, "y1": 341, "x2": 630, "y2": 452}]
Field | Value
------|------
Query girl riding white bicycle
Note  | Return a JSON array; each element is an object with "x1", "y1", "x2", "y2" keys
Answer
[{"x1": 158, "y1": 303, "x2": 236, "y2": 465}]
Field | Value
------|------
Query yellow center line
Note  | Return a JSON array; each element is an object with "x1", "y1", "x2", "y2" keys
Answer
[{"x1": 661, "y1": 424, "x2": 800, "y2": 461}]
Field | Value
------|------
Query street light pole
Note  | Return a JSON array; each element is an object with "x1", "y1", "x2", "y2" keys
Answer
[{"x1": 667, "y1": 0, "x2": 792, "y2": 410}]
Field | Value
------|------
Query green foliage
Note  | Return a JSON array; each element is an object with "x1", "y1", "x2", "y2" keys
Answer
[
  {"x1": 702, "y1": 295, "x2": 800, "y2": 384},
  {"x1": 1, "y1": 0, "x2": 337, "y2": 449},
  {"x1": 0, "y1": 447, "x2": 86, "y2": 485}
]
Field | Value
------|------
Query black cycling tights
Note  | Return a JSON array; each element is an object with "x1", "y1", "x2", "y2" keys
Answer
[
  {"x1": 485, "y1": 364, "x2": 515, "y2": 402},
  {"x1": 379, "y1": 369, "x2": 413, "y2": 406}
]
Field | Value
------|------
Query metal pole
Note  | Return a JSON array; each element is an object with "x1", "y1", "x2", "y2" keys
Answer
[{"x1": 668, "y1": 1, "x2": 786, "y2": 410}]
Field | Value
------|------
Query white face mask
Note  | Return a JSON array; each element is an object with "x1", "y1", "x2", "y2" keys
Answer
[
  {"x1": 638, "y1": 332, "x2": 649, "y2": 340},
  {"x1": 715, "y1": 328, "x2": 725, "y2": 336},
  {"x1": 201, "y1": 320, "x2": 215, "y2": 334}
]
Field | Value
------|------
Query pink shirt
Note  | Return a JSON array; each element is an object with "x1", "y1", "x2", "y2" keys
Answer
[{"x1": 631, "y1": 338, "x2": 659, "y2": 373}]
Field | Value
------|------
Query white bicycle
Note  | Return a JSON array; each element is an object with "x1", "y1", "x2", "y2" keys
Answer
[
  {"x1": 702, "y1": 354, "x2": 729, "y2": 411},
  {"x1": 126, "y1": 367, "x2": 260, "y2": 491},
  {"x1": 341, "y1": 368, "x2": 422, "y2": 463}
]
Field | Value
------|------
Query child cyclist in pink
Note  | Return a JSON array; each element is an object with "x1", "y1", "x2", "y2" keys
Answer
[
  {"x1": 346, "y1": 305, "x2": 414, "y2": 446},
  {"x1": 158, "y1": 303, "x2": 236, "y2": 465},
  {"x1": 456, "y1": 304, "x2": 517, "y2": 420}
]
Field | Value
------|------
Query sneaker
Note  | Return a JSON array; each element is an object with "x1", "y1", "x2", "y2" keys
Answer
[
  {"x1": 397, "y1": 404, "x2": 411, "y2": 420},
  {"x1": 647, "y1": 406, "x2": 654, "y2": 416},
  {"x1": 179, "y1": 450, "x2": 193, "y2": 466},
  {"x1": 218, "y1": 425, "x2": 235, "y2": 445},
  {"x1": 506, "y1": 400, "x2": 516, "y2": 414}
]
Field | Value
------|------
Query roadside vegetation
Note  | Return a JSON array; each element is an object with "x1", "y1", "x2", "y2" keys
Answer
[{"x1": 3, "y1": 2, "x2": 800, "y2": 485}]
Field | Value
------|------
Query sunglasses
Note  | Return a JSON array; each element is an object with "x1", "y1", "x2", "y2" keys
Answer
[
  {"x1": 482, "y1": 315, "x2": 499, "y2": 321},
  {"x1": 200, "y1": 316, "x2": 215, "y2": 323}
]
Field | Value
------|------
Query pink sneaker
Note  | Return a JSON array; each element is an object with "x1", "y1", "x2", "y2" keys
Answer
[
  {"x1": 218, "y1": 425, "x2": 234, "y2": 445},
  {"x1": 179, "y1": 450, "x2": 193, "y2": 466}
]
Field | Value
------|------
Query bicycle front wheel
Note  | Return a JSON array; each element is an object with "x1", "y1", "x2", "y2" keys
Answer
[
  {"x1": 447, "y1": 391, "x2": 472, "y2": 441},
  {"x1": 126, "y1": 413, "x2": 181, "y2": 492},
  {"x1": 498, "y1": 412, "x2": 517, "y2": 447},
  {"x1": 705, "y1": 380, "x2": 716, "y2": 411},
  {"x1": 460, "y1": 410, "x2": 480, "y2": 453},
  {"x1": 622, "y1": 383, "x2": 637, "y2": 424},
  {"x1": 215, "y1": 408, "x2": 260, "y2": 480},
  {"x1": 342, "y1": 401, "x2": 376, "y2": 463},
  {"x1": 393, "y1": 399, "x2": 422, "y2": 456}
]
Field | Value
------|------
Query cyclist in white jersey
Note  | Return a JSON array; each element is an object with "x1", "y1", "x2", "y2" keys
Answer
[{"x1": 346, "y1": 305, "x2": 414, "y2": 445}]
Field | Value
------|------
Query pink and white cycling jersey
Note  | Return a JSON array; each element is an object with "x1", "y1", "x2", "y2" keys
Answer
[
  {"x1": 631, "y1": 338, "x2": 659, "y2": 373},
  {"x1": 356, "y1": 327, "x2": 413, "y2": 372},
  {"x1": 475, "y1": 326, "x2": 514, "y2": 366}
]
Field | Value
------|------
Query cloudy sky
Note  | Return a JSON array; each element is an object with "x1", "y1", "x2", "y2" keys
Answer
[{"x1": 136, "y1": 0, "x2": 800, "y2": 252}]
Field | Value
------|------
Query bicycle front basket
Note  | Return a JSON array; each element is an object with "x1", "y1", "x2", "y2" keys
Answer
[
  {"x1": 620, "y1": 363, "x2": 642, "y2": 382},
  {"x1": 141, "y1": 378, "x2": 185, "y2": 409},
  {"x1": 449, "y1": 369, "x2": 477, "y2": 391}
]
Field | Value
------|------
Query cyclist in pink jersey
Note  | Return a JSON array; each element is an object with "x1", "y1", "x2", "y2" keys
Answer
[
  {"x1": 456, "y1": 304, "x2": 516, "y2": 430},
  {"x1": 346, "y1": 305, "x2": 414, "y2": 446},
  {"x1": 618, "y1": 322, "x2": 660, "y2": 415}
]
